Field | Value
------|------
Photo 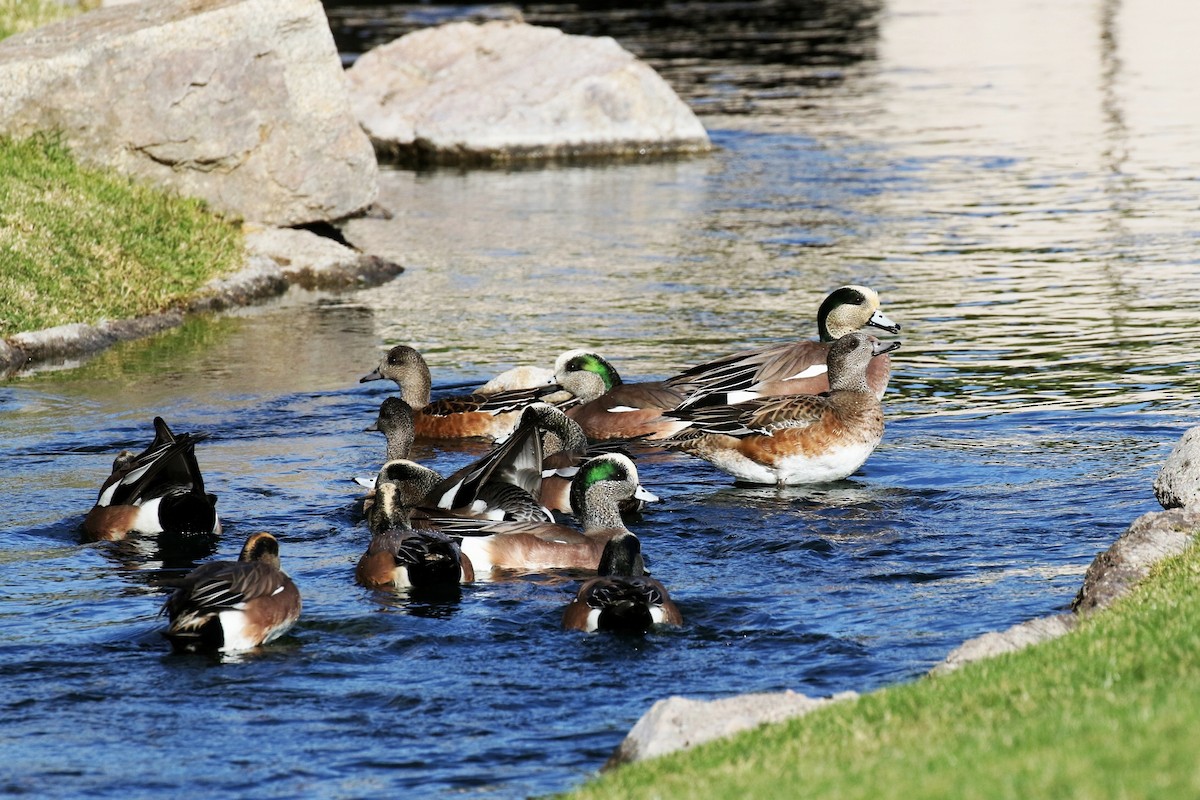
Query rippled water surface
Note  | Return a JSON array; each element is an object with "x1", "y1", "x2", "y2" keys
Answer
[{"x1": 4, "y1": 1, "x2": 1200, "y2": 797}]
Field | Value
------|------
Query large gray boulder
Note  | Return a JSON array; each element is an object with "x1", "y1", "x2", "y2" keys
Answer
[
  {"x1": 0, "y1": 0, "x2": 378, "y2": 226},
  {"x1": 1154, "y1": 425, "x2": 1200, "y2": 509},
  {"x1": 345, "y1": 21, "x2": 711, "y2": 166}
]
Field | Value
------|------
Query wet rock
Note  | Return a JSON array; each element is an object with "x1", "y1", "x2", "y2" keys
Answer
[
  {"x1": 346, "y1": 21, "x2": 711, "y2": 167},
  {"x1": 241, "y1": 227, "x2": 404, "y2": 291},
  {"x1": 929, "y1": 614, "x2": 1076, "y2": 675},
  {"x1": 1072, "y1": 508, "x2": 1200, "y2": 614},
  {"x1": 0, "y1": 0, "x2": 377, "y2": 226},
  {"x1": 1153, "y1": 426, "x2": 1200, "y2": 509},
  {"x1": 606, "y1": 690, "x2": 857, "y2": 767}
]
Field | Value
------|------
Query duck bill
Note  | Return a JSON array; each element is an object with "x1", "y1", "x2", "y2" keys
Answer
[
  {"x1": 359, "y1": 367, "x2": 384, "y2": 383},
  {"x1": 633, "y1": 485, "x2": 660, "y2": 504},
  {"x1": 867, "y1": 310, "x2": 901, "y2": 335},
  {"x1": 364, "y1": 421, "x2": 381, "y2": 432},
  {"x1": 872, "y1": 340, "x2": 902, "y2": 357}
]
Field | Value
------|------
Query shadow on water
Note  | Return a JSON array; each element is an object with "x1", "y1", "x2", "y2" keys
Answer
[{"x1": 3, "y1": 1, "x2": 1200, "y2": 798}]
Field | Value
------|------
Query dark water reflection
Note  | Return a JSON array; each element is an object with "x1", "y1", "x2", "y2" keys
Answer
[{"x1": 4, "y1": 1, "x2": 1200, "y2": 798}]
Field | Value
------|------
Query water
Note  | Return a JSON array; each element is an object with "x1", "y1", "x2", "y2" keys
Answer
[{"x1": 4, "y1": 0, "x2": 1200, "y2": 797}]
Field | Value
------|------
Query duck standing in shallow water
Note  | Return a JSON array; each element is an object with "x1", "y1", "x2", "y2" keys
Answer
[
  {"x1": 161, "y1": 532, "x2": 301, "y2": 654},
  {"x1": 660, "y1": 333, "x2": 900, "y2": 486},
  {"x1": 359, "y1": 345, "x2": 556, "y2": 441},
  {"x1": 562, "y1": 530, "x2": 682, "y2": 634},
  {"x1": 82, "y1": 417, "x2": 220, "y2": 542},
  {"x1": 665, "y1": 284, "x2": 900, "y2": 407}
]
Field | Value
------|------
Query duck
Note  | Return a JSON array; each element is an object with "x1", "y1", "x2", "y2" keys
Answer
[
  {"x1": 562, "y1": 530, "x2": 682, "y2": 633},
  {"x1": 550, "y1": 350, "x2": 687, "y2": 441},
  {"x1": 659, "y1": 332, "x2": 900, "y2": 485},
  {"x1": 160, "y1": 532, "x2": 301, "y2": 654},
  {"x1": 356, "y1": 481, "x2": 475, "y2": 590},
  {"x1": 365, "y1": 396, "x2": 416, "y2": 462},
  {"x1": 489, "y1": 402, "x2": 656, "y2": 517},
  {"x1": 359, "y1": 345, "x2": 557, "y2": 441},
  {"x1": 82, "y1": 417, "x2": 220, "y2": 542},
  {"x1": 424, "y1": 453, "x2": 658, "y2": 575},
  {"x1": 665, "y1": 284, "x2": 900, "y2": 408}
]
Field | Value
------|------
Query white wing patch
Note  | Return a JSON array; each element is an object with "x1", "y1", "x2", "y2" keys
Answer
[
  {"x1": 607, "y1": 406, "x2": 640, "y2": 413},
  {"x1": 782, "y1": 364, "x2": 827, "y2": 381},
  {"x1": 724, "y1": 390, "x2": 761, "y2": 405}
]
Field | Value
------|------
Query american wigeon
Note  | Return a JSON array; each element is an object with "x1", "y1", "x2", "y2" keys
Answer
[
  {"x1": 374, "y1": 456, "x2": 551, "y2": 524},
  {"x1": 426, "y1": 453, "x2": 657, "y2": 575},
  {"x1": 666, "y1": 285, "x2": 901, "y2": 407},
  {"x1": 492, "y1": 402, "x2": 657, "y2": 517},
  {"x1": 660, "y1": 332, "x2": 900, "y2": 485},
  {"x1": 551, "y1": 350, "x2": 687, "y2": 441},
  {"x1": 359, "y1": 345, "x2": 555, "y2": 441},
  {"x1": 83, "y1": 417, "x2": 220, "y2": 542},
  {"x1": 562, "y1": 530, "x2": 682, "y2": 633},
  {"x1": 365, "y1": 396, "x2": 416, "y2": 462},
  {"x1": 356, "y1": 482, "x2": 475, "y2": 590},
  {"x1": 160, "y1": 532, "x2": 300, "y2": 654}
]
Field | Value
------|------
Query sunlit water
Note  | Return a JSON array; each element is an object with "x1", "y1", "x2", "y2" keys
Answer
[{"x1": 4, "y1": 1, "x2": 1200, "y2": 797}]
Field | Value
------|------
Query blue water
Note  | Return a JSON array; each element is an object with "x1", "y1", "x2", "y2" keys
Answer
[{"x1": 4, "y1": 1, "x2": 1200, "y2": 797}]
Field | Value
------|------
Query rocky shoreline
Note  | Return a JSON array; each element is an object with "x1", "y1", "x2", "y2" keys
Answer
[
  {"x1": 606, "y1": 432, "x2": 1200, "y2": 766},
  {"x1": 0, "y1": 226, "x2": 403, "y2": 378}
]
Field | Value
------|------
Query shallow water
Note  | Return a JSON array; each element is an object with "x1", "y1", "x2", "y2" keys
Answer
[{"x1": 4, "y1": 0, "x2": 1200, "y2": 797}]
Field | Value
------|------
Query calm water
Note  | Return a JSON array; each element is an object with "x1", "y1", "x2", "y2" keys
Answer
[{"x1": 4, "y1": 1, "x2": 1200, "y2": 797}]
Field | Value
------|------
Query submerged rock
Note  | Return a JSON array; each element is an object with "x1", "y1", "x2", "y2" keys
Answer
[
  {"x1": 1153, "y1": 425, "x2": 1200, "y2": 509},
  {"x1": 930, "y1": 614, "x2": 1076, "y2": 675},
  {"x1": 346, "y1": 21, "x2": 711, "y2": 166},
  {"x1": 606, "y1": 690, "x2": 857, "y2": 767},
  {"x1": 0, "y1": 0, "x2": 377, "y2": 226}
]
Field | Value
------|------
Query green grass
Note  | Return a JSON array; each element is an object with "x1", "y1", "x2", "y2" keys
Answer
[
  {"x1": 0, "y1": 0, "x2": 86, "y2": 40},
  {"x1": 570, "y1": 540, "x2": 1200, "y2": 799},
  {"x1": 0, "y1": 134, "x2": 243, "y2": 337}
]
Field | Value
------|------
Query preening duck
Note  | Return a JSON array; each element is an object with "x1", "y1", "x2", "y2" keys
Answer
[{"x1": 82, "y1": 417, "x2": 220, "y2": 542}]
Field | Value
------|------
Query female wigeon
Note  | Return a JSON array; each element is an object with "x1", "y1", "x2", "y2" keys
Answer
[
  {"x1": 356, "y1": 482, "x2": 475, "y2": 590},
  {"x1": 426, "y1": 453, "x2": 658, "y2": 576},
  {"x1": 83, "y1": 417, "x2": 220, "y2": 542},
  {"x1": 160, "y1": 532, "x2": 300, "y2": 654},
  {"x1": 551, "y1": 350, "x2": 686, "y2": 441},
  {"x1": 660, "y1": 333, "x2": 900, "y2": 485},
  {"x1": 562, "y1": 530, "x2": 682, "y2": 633},
  {"x1": 359, "y1": 345, "x2": 555, "y2": 441},
  {"x1": 666, "y1": 285, "x2": 901, "y2": 407},
  {"x1": 365, "y1": 396, "x2": 416, "y2": 462}
]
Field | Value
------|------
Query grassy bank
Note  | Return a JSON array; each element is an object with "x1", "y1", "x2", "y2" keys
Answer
[
  {"x1": 0, "y1": 0, "x2": 90, "y2": 40},
  {"x1": 571, "y1": 540, "x2": 1200, "y2": 799},
  {"x1": 0, "y1": 134, "x2": 244, "y2": 338}
]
